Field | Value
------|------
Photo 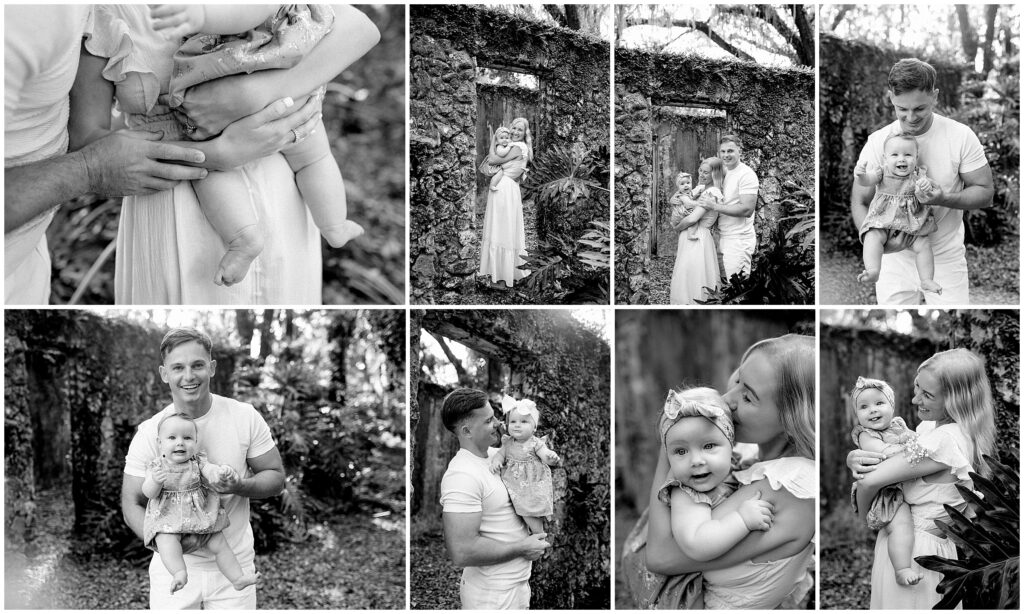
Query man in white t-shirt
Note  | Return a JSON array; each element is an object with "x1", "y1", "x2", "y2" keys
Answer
[
  {"x1": 122, "y1": 328, "x2": 284, "y2": 609},
  {"x1": 851, "y1": 58, "x2": 993, "y2": 304},
  {"x1": 700, "y1": 135, "x2": 760, "y2": 278},
  {"x1": 438, "y1": 388, "x2": 550, "y2": 609}
]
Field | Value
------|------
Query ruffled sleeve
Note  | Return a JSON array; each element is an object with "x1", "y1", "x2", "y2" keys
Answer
[
  {"x1": 657, "y1": 479, "x2": 732, "y2": 507},
  {"x1": 734, "y1": 457, "x2": 817, "y2": 500},
  {"x1": 850, "y1": 424, "x2": 882, "y2": 447},
  {"x1": 904, "y1": 422, "x2": 974, "y2": 481},
  {"x1": 82, "y1": 5, "x2": 161, "y2": 113}
]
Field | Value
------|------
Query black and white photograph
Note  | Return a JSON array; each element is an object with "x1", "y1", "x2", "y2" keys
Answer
[
  {"x1": 615, "y1": 309, "x2": 816, "y2": 609},
  {"x1": 613, "y1": 5, "x2": 816, "y2": 305},
  {"x1": 5, "y1": 5, "x2": 405, "y2": 306},
  {"x1": 819, "y1": 5, "x2": 1020, "y2": 305},
  {"x1": 409, "y1": 4, "x2": 612, "y2": 306},
  {"x1": 820, "y1": 309, "x2": 1019, "y2": 609},
  {"x1": 409, "y1": 309, "x2": 610, "y2": 609},
  {"x1": 4, "y1": 309, "x2": 406, "y2": 609}
]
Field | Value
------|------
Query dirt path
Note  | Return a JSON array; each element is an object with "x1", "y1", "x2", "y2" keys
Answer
[{"x1": 648, "y1": 225, "x2": 680, "y2": 304}]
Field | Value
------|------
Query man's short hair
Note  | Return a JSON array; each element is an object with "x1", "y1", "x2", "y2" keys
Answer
[
  {"x1": 719, "y1": 134, "x2": 743, "y2": 149},
  {"x1": 441, "y1": 388, "x2": 489, "y2": 433},
  {"x1": 160, "y1": 328, "x2": 213, "y2": 360},
  {"x1": 888, "y1": 58, "x2": 937, "y2": 95}
]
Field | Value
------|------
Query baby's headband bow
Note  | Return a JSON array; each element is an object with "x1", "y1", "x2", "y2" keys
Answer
[
  {"x1": 851, "y1": 376, "x2": 895, "y2": 407},
  {"x1": 501, "y1": 394, "x2": 539, "y2": 425},
  {"x1": 659, "y1": 389, "x2": 734, "y2": 445}
]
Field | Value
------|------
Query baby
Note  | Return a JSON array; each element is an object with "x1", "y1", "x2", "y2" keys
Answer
[
  {"x1": 488, "y1": 396, "x2": 560, "y2": 535},
  {"x1": 659, "y1": 387, "x2": 773, "y2": 565},
  {"x1": 143, "y1": 413, "x2": 258, "y2": 593},
  {"x1": 479, "y1": 126, "x2": 528, "y2": 190},
  {"x1": 849, "y1": 376, "x2": 921, "y2": 586},
  {"x1": 151, "y1": 4, "x2": 365, "y2": 286},
  {"x1": 670, "y1": 172, "x2": 722, "y2": 241},
  {"x1": 855, "y1": 133, "x2": 940, "y2": 294}
]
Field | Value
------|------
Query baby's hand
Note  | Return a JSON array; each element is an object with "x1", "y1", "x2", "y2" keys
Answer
[
  {"x1": 737, "y1": 491, "x2": 774, "y2": 532},
  {"x1": 855, "y1": 160, "x2": 881, "y2": 183},
  {"x1": 150, "y1": 5, "x2": 206, "y2": 40},
  {"x1": 544, "y1": 450, "x2": 560, "y2": 465},
  {"x1": 488, "y1": 456, "x2": 504, "y2": 474},
  {"x1": 209, "y1": 465, "x2": 240, "y2": 492},
  {"x1": 151, "y1": 465, "x2": 169, "y2": 486}
]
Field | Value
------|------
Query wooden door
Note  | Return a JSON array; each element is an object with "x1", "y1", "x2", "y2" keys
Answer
[{"x1": 650, "y1": 109, "x2": 726, "y2": 257}]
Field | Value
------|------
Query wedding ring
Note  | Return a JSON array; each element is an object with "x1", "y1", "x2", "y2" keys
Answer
[
  {"x1": 291, "y1": 129, "x2": 300, "y2": 143},
  {"x1": 183, "y1": 115, "x2": 197, "y2": 135}
]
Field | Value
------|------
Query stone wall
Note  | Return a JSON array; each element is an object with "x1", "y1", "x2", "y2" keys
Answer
[
  {"x1": 410, "y1": 5, "x2": 610, "y2": 304},
  {"x1": 819, "y1": 33, "x2": 964, "y2": 247},
  {"x1": 614, "y1": 49, "x2": 815, "y2": 303}
]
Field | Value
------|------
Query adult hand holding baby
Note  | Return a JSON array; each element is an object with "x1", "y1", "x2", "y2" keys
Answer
[{"x1": 846, "y1": 448, "x2": 886, "y2": 480}]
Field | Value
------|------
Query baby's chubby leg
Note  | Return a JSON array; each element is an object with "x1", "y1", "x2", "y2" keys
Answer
[
  {"x1": 522, "y1": 516, "x2": 545, "y2": 535},
  {"x1": 205, "y1": 531, "x2": 259, "y2": 591},
  {"x1": 154, "y1": 533, "x2": 189, "y2": 594},
  {"x1": 884, "y1": 503, "x2": 922, "y2": 586},
  {"x1": 192, "y1": 172, "x2": 265, "y2": 287},
  {"x1": 282, "y1": 118, "x2": 364, "y2": 248},
  {"x1": 858, "y1": 228, "x2": 887, "y2": 283},
  {"x1": 908, "y1": 234, "x2": 942, "y2": 294}
]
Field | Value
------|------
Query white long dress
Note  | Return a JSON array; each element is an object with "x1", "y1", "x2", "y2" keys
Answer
[
  {"x1": 88, "y1": 6, "x2": 321, "y2": 305},
  {"x1": 478, "y1": 152, "x2": 529, "y2": 287},
  {"x1": 870, "y1": 421, "x2": 974, "y2": 609},
  {"x1": 669, "y1": 205, "x2": 721, "y2": 304}
]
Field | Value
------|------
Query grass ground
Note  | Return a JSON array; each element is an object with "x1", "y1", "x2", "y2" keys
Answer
[
  {"x1": 5, "y1": 488, "x2": 405, "y2": 610},
  {"x1": 409, "y1": 525, "x2": 461, "y2": 610},
  {"x1": 819, "y1": 505, "x2": 875, "y2": 610}
]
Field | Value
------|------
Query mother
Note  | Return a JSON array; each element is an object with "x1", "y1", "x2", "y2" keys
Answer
[
  {"x1": 479, "y1": 117, "x2": 533, "y2": 288},
  {"x1": 669, "y1": 158, "x2": 723, "y2": 304},
  {"x1": 71, "y1": 5, "x2": 380, "y2": 304},
  {"x1": 624, "y1": 334, "x2": 816, "y2": 609},
  {"x1": 849, "y1": 348, "x2": 995, "y2": 608}
]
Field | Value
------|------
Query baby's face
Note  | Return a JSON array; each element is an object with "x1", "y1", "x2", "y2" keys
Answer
[
  {"x1": 158, "y1": 416, "x2": 198, "y2": 463},
  {"x1": 884, "y1": 139, "x2": 918, "y2": 177},
  {"x1": 506, "y1": 409, "x2": 536, "y2": 441},
  {"x1": 855, "y1": 387, "x2": 895, "y2": 430},
  {"x1": 497, "y1": 132, "x2": 511, "y2": 147},
  {"x1": 676, "y1": 175, "x2": 692, "y2": 191},
  {"x1": 665, "y1": 416, "x2": 732, "y2": 493}
]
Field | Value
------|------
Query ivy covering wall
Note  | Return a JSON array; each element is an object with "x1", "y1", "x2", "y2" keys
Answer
[
  {"x1": 819, "y1": 33, "x2": 963, "y2": 247},
  {"x1": 410, "y1": 5, "x2": 610, "y2": 304},
  {"x1": 614, "y1": 48, "x2": 815, "y2": 303}
]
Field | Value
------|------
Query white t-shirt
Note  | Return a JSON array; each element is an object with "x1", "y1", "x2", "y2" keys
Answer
[
  {"x1": 440, "y1": 448, "x2": 531, "y2": 587},
  {"x1": 718, "y1": 162, "x2": 759, "y2": 237},
  {"x1": 856, "y1": 113, "x2": 988, "y2": 261},
  {"x1": 4, "y1": 5, "x2": 92, "y2": 304},
  {"x1": 124, "y1": 394, "x2": 277, "y2": 572}
]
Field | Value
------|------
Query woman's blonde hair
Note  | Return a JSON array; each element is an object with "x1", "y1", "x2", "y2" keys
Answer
[
  {"x1": 918, "y1": 348, "x2": 996, "y2": 475},
  {"x1": 700, "y1": 157, "x2": 726, "y2": 190},
  {"x1": 511, "y1": 117, "x2": 533, "y2": 164},
  {"x1": 742, "y1": 334, "x2": 816, "y2": 459}
]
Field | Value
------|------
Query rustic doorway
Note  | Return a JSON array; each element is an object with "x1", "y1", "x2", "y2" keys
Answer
[
  {"x1": 650, "y1": 105, "x2": 727, "y2": 257},
  {"x1": 475, "y1": 66, "x2": 541, "y2": 196}
]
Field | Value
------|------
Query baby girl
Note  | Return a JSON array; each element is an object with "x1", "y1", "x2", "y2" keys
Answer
[
  {"x1": 143, "y1": 413, "x2": 258, "y2": 593},
  {"x1": 670, "y1": 171, "x2": 723, "y2": 241},
  {"x1": 488, "y1": 396, "x2": 560, "y2": 535},
  {"x1": 855, "y1": 133, "x2": 941, "y2": 294},
  {"x1": 151, "y1": 4, "x2": 364, "y2": 286},
  {"x1": 849, "y1": 376, "x2": 921, "y2": 586},
  {"x1": 479, "y1": 126, "x2": 528, "y2": 191}
]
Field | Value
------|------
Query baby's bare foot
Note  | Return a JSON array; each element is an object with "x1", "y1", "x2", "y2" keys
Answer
[
  {"x1": 171, "y1": 570, "x2": 188, "y2": 594},
  {"x1": 920, "y1": 280, "x2": 942, "y2": 294},
  {"x1": 215, "y1": 225, "x2": 264, "y2": 287},
  {"x1": 895, "y1": 568, "x2": 922, "y2": 586},
  {"x1": 233, "y1": 571, "x2": 260, "y2": 591},
  {"x1": 858, "y1": 269, "x2": 880, "y2": 283},
  {"x1": 321, "y1": 220, "x2": 365, "y2": 248}
]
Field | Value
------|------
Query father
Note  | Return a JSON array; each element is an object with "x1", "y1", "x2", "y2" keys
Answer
[
  {"x1": 122, "y1": 328, "x2": 284, "y2": 609},
  {"x1": 851, "y1": 58, "x2": 993, "y2": 304},
  {"x1": 698, "y1": 135, "x2": 760, "y2": 279},
  {"x1": 4, "y1": 5, "x2": 320, "y2": 304},
  {"x1": 439, "y1": 388, "x2": 550, "y2": 609}
]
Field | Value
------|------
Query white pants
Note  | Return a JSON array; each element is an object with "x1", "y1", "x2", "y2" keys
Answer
[
  {"x1": 875, "y1": 248, "x2": 969, "y2": 305},
  {"x1": 460, "y1": 574, "x2": 531, "y2": 610},
  {"x1": 149, "y1": 562, "x2": 257, "y2": 610},
  {"x1": 718, "y1": 232, "x2": 756, "y2": 279}
]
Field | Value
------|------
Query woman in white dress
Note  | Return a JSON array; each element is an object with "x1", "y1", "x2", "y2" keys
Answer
[
  {"x1": 623, "y1": 334, "x2": 817, "y2": 609},
  {"x1": 849, "y1": 348, "x2": 996, "y2": 609},
  {"x1": 479, "y1": 117, "x2": 532, "y2": 288},
  {"x1": 669, "y1": 158, "x2": 724, "y2": 304},
  {"x1": 69, "y1": 5, "x2": 379, "y2": 304}
]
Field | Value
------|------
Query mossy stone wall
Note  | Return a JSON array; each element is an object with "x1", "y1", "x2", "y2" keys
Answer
[
  {"x1": 615, "y1": 49, "x2": 815, "y2": 303},
  {"x1": 410, "y1": 5, "x2": 610, "y2": 303}
]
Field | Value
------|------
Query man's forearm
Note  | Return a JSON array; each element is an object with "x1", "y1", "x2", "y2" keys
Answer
[
  {"x1": 4, "y1": 153, "x2": 90, "y2": 233},
  {"x1": 450, "y1": 534, "x2": 526, "y2": 568},
  {"x1": 936, "y1": 184, "x2": 994, "y2": 211},
  {"x1": 234, "y1": 468, "x2": 285, "y2": 499},
  {"x1": 714, "y1": 198, "x2": 755, "y2": 218}
]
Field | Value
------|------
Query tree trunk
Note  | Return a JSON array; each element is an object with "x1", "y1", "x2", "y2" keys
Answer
[
  {"x1": 955, "y1": 5, "x2": 979, "y2": 67},
  {"x1": 258, "y1": 309, "x2": 274, "y2": 362},
  {"x1": 235, "y1": 309, "x2": 255, "y2": 355},
  {"x1": 982, "y1": 5, "x2": 998, "y2": 73}
]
